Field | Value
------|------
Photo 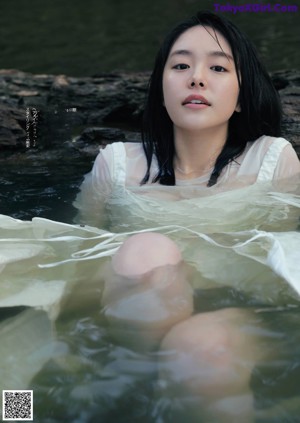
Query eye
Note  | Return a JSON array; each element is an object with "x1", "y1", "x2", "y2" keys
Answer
[
  {"x1": 211, "y1": 65, "x2": 227, "y2": 73},
  {"x1": 172, "y1": 63, "x2": 190, "y2": 70}
]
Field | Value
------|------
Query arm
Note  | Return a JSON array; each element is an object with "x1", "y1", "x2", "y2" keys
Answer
[
  {"x1": 73, "y1": 146, "x2": 113, "y2": 228},
  {"x1": 273, "y1": 144, "x2": 300, "y2": 180}
]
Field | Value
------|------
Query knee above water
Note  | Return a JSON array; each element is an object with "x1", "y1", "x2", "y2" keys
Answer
[{"x1": 112, "y1": 232, "x2": 183, "y2": 278}]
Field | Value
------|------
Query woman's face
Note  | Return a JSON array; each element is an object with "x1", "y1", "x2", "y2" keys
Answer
[{"x1": 162, "y1": 25, "x2": 240, "y2": 136}]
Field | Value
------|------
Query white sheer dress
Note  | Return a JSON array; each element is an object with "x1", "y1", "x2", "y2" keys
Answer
[
  {"x1": 1, "y1": 135, "x2": 300, "y2": 315},
  {"x1": 0, "y1": 135, "x2": 299, "y2": 391},
  {"x1": 71, "y1": 136, "x2": 300, "y2": 299}
]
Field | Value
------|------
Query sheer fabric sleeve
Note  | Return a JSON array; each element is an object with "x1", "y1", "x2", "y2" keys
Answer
[
  {"x1": 273, "y1": 144, "x2": 300, "y2": 180},
  {"x1": 73, "y1": 145, "x2": 115, "y2": 228},
  {"x1": 255, "y1": 137, "x2": 300, "y2": 182}
]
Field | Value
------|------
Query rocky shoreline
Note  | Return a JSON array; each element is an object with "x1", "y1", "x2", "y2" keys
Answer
[{"x1": 0, "y1": 68, "x2": 299, "y2": 158}]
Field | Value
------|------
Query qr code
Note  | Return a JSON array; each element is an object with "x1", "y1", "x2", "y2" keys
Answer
[{"x1": 2, "y1": 390, "x2": 33, "y2": 421}]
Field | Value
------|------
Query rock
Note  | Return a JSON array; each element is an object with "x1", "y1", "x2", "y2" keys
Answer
[
  {"x1": 77, "y1": 127, "x2": 126, "y2": 143},
  {"x1": 68, "y1": 126, "x2": 140, "y2": 156},
  {"x1": 0, "y1": 68, "x2": 299, "y2": 158},
  {"x1": 0, "y1": 69, "x2": 149, "y2": 150},
  {"x1": 0, "y1": 104, "x2": 27, "y2": 149},
  {"x1": 272, "y1": 70, "x2": 300, "y2": 157}
]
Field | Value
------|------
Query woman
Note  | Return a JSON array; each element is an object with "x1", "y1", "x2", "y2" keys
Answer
[
  {"x1": 74, "y1": 11, "x2": 300, "y2": 422},
  {"x1": 1, "y1": 10, "x2": 299, "y2": 423}
]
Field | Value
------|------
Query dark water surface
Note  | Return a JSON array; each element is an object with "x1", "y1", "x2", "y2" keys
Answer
[
  {"x1": 0, "y1": 149, "x2": 93, "y2": 222},
  {"x1": 0, "y1": 0, "x2": 299, "y2": 76}
]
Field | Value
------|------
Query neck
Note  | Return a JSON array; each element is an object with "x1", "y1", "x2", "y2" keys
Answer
[{"x1": 173, "y1": 127, "x2": 227, "y2": 178}]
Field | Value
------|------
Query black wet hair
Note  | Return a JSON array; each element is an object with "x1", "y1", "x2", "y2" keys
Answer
[{"x1": 141, "y1": 10, "x2": 282, "y2": 186}]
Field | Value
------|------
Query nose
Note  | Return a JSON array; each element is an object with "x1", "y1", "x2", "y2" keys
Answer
[
  {"x1": 189, "y1": 68, "x2": 206, "y2": 88},
  {"x1": 190, "y1": 81, "x2": 204, "y2": 87}
]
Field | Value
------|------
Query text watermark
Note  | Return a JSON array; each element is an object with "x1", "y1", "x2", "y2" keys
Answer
[
  {"x1": 25, "y1": 107, "x2": 77, "y2": 148},
  {"x1": 26, "y1": 107, "x2": 38, "y2": 148},
  {"x1": 214, "y1": 3, "x2": 298, "y2": 13}
]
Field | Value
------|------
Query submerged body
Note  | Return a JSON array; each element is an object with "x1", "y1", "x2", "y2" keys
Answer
[
  {"x1": 74, "y1": 136, "x2": 300, "y2": 422},
  {"x1": 0, "y1": 139, "x2": 299, "y2": 422}
]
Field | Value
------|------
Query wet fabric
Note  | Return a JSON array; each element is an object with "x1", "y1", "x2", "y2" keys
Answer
[
  {"x1": 0, "y1": 138, "x2": 299, "y2": 394},
  {"x1": 1, "y1": 137, "x2": 299, "y2": 313}
]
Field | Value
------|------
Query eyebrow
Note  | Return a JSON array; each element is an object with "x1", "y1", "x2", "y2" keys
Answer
[{"x1": 169, "y1": 49, "x2": 233, "y2": 62}]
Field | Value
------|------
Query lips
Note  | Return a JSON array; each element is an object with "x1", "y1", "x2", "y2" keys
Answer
[{"x1": 182, "y1": 95, "x2": 211, "y2": 106}]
